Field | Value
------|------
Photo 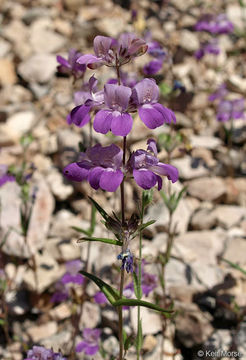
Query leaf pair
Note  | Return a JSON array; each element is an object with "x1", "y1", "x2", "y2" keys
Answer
[{"x1": 80, "y1": 270, "x2": 173, "y2": 316}]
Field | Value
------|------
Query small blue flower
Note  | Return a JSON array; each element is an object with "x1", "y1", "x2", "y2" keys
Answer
[{"x1": 117, "y1": 249, "x2": 134, "y2": 273}]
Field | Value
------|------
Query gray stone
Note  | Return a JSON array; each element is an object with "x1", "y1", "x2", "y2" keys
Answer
[
  {"x1": 175, "y1": 303, "x2": 213, "y2": 348},
  {"x1": 131, "y1": 306, "x2": 162, "y2": 335},
  {"x1": 211, "y1": 205, "x2": 246, "y2": 229},
  {"x1": 191, "y1": 208, "x2": 217, "y2": 230},
  {"x1": 172, "y1": 156, "x2": 209, "y2": 180},
  {"x1": 187, "y1": 177, "x2": 226, "y2": 201},
  {"x1": 23, "y1": 251, "x2": 64, "y2": 293},
  {"x1": 18, "y1": 54, "x2": 57, "y2": 83},
  {"x1": 179, "y1": 30, "x2": 199, "y2": 52},
  {"x1": 1, "y1": 111, "x2": 36, "y2": 142},
  {"x1": 26, "y1": 321, "x2": 58, "y2": 342},
  {"x1": 47, "y1": 168, "x2": 73, "y2": 201}
]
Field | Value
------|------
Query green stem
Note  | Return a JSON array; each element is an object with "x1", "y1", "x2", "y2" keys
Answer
[
  {"x1": 137, "y1": 203, "x2": 144, "y2": 360},
  {"x1": 117, "y1": 64, "x2": 125, "y2": 360}
]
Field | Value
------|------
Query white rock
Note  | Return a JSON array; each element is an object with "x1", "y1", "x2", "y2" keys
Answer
[
  {"x1": 179, "y1": 30, "x2": 199, "y2": 52},
  {"x1": 131, "y1": 306, "x2": 162, "y2": 335},
  {"x1": 18, "y1": 54, "x2": 57, "y2": 83},
  {"x1": 79, "y1": 302, "x2": 101, "y2": 328},
  {"x1": 211, "y1": 205, "x2": 246, "y2": 229},
  {"x1": 187, "y1": 177, "x2": 226, "y2": 201},
  {"x1": 47, "y1": 168, "x2": 73, "y2": 200},
  {"x1": 23, "y1": 251, "x2": 64, "y2": 293},
  {"x1": 0, "y1": 39, "x2": 11, "y2": 57},
  {"x1": 2, "y1": 111, "x2": 36, "y2": 141},
  {"x1": 26, "y1": 321, "x2": 58, "y2": 342},
  {"x1": 172, "y1": 156, "x2": 209, "y2": 180},
  {"x1": 190, "y1": 135, "x2": 222, "y2": 149},
  {"x1": 30, "y1": 22, "x2": 66, "y2": 54}
]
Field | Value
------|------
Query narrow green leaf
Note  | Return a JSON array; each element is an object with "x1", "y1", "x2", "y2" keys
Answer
[
  {"x1": 137, "y1": 220, "x2": 156, "y2": 232},
  {"x1": 80, "y1": 270, "x2": 120, "y2": 304},
  {"x1": 221, "y1": 258, "x2": 246, "y2": 276},
  {"x1": 77, "y1": 236, "x2": 122, "y2": 246},
  {"x1": 88, "y1": 196, "x2": 109, "y2": 221},
  {"x1": 124, "y1": 334, "x2": 135, "y2": 352},
  {"x1": 71, "y1": 226, "x2": 90, "y2": 236},
  {"x1": 0, "y1": 319, "x2": 5, "y2": 326},
  {"x1": 113, "y1": 299, "x2": 173, "y2": 316},
  {"x1": 133, "y1": 272, "x2": 142, "y2": 300}
]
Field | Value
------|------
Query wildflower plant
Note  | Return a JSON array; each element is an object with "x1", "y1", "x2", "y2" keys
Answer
[{"x1": 61, "y1": 33, "x2": 178, "y2": 360}]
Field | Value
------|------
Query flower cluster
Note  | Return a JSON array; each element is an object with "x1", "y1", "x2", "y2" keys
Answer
[
  {"x1": 143, "y1": 32, "x2": 168, "y2": 75},
  {"x1": 68, "y1": 76, "x2": 176, "y2": 136},
  {"x1": 209, "y1": 84, "x2": 245, "y2": 122},
  {"x1": 51, "y1": 259, "x2": 84, "y2": 303},
  {"x1": 57, "y1": 48, "x2": 86, "y2": 80},
  {"x1": 0, "y1": 165, "x2": 15, "y2": 187},
  {"x1": 195, "y1": 39, "x2": 220, "y2": 60},
  {"x1": 63, "y1": 139, "x2": 178, "y2": 192},
  {"x1": 194, "y1": 13, "x2": 234, "y2": 61},
  {"x1": 77, "y1": 34, "x2": 147, "y2": 69},
  {"x1": 195, "y1": 14, "x2": 234, "y2": 34},
  {"x1": 76, "y1": 328, "x2": 101, "y2": 356},
  {"x1": 24, "y1": 346, "x2": 66, "y2": 360}
]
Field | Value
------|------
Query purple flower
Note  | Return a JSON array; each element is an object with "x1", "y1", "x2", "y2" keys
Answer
[
  {"x1": 128, "y1": 139, "x2": 178, "y2": 190},
  {"x1": 195, "y1": 14, "x2": 234, "y2": 34},
  {"x1": 57, "y1": 48, "x2": 86, "y2": 79},
  {"x1": 76, "y1": 328, "x2": 101, "y2": 356},
  {"x1": 217, "y1": 98, "x2": 245, "y2": 122},
  {"x1": 141, "y1": 271, "x2": 158, "y2": 296},
  {"x1": 93, "y1": 84, "x2": 133, "y2": 136},
  {"x1": 51, "y1": 280, "x2": 69, "y2": 303},
  {"x1": 77, "y1": 34, "x2": 147, "y2": 69},
  {"x1": 117, "y1": 249, "x2": 134, "y2": 273},
  {"x1": 0, "y1": 165, "x2": 15, "y2": 187},
  {"x1": 195, "y1": 39, "x2": 220, "y2": 60},
  {"x1": 67, "y1": 75, "x2": 104, "y2": 128},
  {"x1": 94, "y1": 291, "x2": 107, "y2": 305},
  {"x1": 25, "y1": 346, "x2": 66, "y2": 360},
  {"x1": 132, "y1": 78, "x2": 176, "y2": 129},
  {"x1": 63, "y1": 143, "x2": 124, "y2": 192},
  {"x1": 61, "y1": 259, "x2": 84, "y2": 285},
  {"x1": 209, "y1": 83, "x2": 228, "y2": 102},
  {"x1": 143, "y1": 59, "x2": 163, "y2": 75}
]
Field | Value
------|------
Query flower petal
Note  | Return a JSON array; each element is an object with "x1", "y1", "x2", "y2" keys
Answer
[
  {"x1": 77, "y1": 54, "x2": 102, "y2": 69},
  {"x1": 75, "y1": 341, "x2": 87, "y2": 353},
  {"x1": 99, "y1": 169, "x2": 124, "y2": 192},
  {"x1": 133, "y1": 169, "x2": 157, "y2": 189},
  {"x1": 111, "y1": 112, "x2": 133, "y2": 136},
  {"x1": 151, "y1": 163, "x2": 179, "y2": 183},
  {"x1": 153, "y1": 103, "x2": 176, "y2": 124},
  {"x1": 88, "y1": 167, "x2": 104, "y2": 190},
  {"x1": 93, "y1": 35, "x2": 112, "y2": 57},
  {"x1": 84, "y1": 344, "x2": 99, "y2": 356},
  {"x1": 93, "y1": 110, "x2": 112, "y2": 134},
  {"x1": 104, "y1": 84, "x2": 131, "y2": 111},
  {"x1": 63, "y1": 163, "x2": 88, "y2": 182},
  {"x1": 68, "y1": 105, "x2": 91, "y2": 127},
  {"x1": 133, "y1": 78, "x2": 159, "y2": 105},
  {"x1": 138, "y1": 105, "x2": 164, "y2": 129}
]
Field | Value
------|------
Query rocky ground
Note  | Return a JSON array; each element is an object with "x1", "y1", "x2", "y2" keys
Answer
[{"x1": 0, "y1": 0, "x2": 246, "y2": 359}]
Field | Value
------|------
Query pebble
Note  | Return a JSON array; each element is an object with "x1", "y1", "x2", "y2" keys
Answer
[
  {"x1": 18, "y1": 54, "x2": 57, "y2": 83},
  {"x1": 187, "y1": 177, "x2": 226, "y2": 201}
]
